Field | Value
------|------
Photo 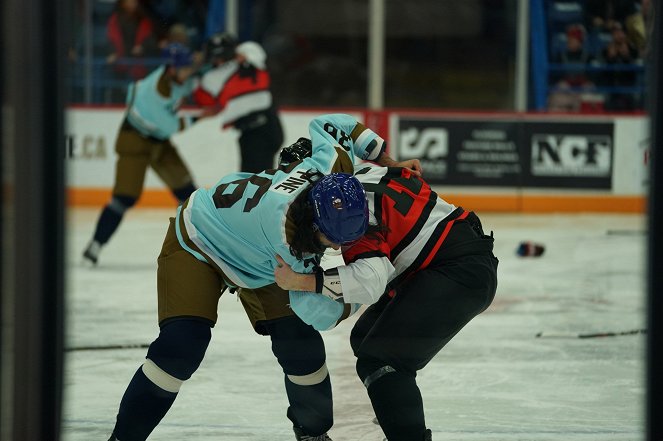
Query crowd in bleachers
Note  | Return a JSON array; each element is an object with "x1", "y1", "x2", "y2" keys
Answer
[
  {"x1": 69, "y1": 0, "x2": 653, "y2": 111},
  {"x1": 546, "y1": 0, "x2": 652, "y2": 112},
  {"x1": 69, "y1": 0, "x2": 209, "y2": 103}
]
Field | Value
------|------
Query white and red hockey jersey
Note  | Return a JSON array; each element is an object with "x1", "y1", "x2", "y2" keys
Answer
[
  {"x1": 338, "y1": 164, "x2": 463, "y2": 304},
  {"x1": 193, "y1": 41, "x2": 273, "y2": 129}
]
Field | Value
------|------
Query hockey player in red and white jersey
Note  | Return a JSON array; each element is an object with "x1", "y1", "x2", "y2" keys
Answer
[
  {"x1": 193, "y1": 32, "x2": 283, "y2": 173},
  {"x1": 274, "y1": 147, "x2": 499, "y2": 441}
]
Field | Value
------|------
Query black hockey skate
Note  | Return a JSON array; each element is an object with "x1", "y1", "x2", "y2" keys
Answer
[
  {"x1": 381, "y1": 427, "x2": 432, "y2": 440},
  {"x1": 293, "y1": 426, "x2": 333, "y2": 440}
]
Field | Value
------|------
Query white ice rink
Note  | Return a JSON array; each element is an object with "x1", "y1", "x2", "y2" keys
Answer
[{"x1": 62, "y1": 207, "x2": 647, "y2": 441}]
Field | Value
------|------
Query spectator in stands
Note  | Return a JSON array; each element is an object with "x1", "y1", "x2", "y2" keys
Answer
[
  {"x1": 599, "y1": 26, "x2": 641, "y2": 110},
  {"x1": 143, "y1": 0, "x2": 209, "y2": 51},
  {"x1": 603, "y1": 27, "x2": 640, "y2": 63},
  {"x1": 106, "y1": 0, "x2": 159, "y2": 90},
  {"x1": 548, "y1": 25, "x2": 598, "y2": 112},
  {"x1": 641, "y1": 0, "x2": 654, "y2": 58},
  {"x1": 555, "y1": 24, "x2": 589, "y2": 64},
  {"x1": 585, "y1": 0, "x2": 646, "y2": 51}
]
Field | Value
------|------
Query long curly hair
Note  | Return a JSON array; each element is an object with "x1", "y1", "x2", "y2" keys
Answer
[{"x1": 288, "y1": 171, "x2": 326, "y2": 260}]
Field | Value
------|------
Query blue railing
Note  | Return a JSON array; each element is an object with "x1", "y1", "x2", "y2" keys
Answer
[
  {"x1": 68, "y1": 57, "x2": 164, "y2": 103},
  {"x1": 531, "y1": 0, "x2": 550, "y2": 110}
]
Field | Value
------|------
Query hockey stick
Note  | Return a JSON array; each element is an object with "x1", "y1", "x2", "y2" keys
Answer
[
  {"x1": 535, "y1": 329, "x2": 647, "y2": 339},
  {"x1": 605, "y1": 229, "x2": 647, "y2": 236},
  {"x1": 65, "y1": 343, "x2": 150, "y2": 352}
]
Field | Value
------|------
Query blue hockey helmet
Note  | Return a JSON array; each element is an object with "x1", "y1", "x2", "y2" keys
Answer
[
  {"x1": 309, "y1": 173, "x2": 368, "y2": 245},
  {"x1": 162, "y1": 43, "x2": 193, "y2": 68}
]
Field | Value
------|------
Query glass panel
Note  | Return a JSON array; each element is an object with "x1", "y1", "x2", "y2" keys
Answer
[
  {"x1": 384, "y1": 0, "x2": 517, "y2": 110},
  {"x1": 68, "y1": 0, "x2": 209, "y2": 104},
  {"x1": 67, "y1": 0, "x2": 519, "y2": 110},
  {"x1": 242, "y1": 0, "x2": 369, "y2": 107}
]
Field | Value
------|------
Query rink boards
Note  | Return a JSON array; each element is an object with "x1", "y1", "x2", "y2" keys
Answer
[{"x1": 65, "y1": 108, "x2": 649, "y2": 212}]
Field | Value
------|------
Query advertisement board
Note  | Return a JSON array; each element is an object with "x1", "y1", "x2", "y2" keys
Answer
[
  {"x1": 396, "y1": 116, "x2": 615, "y2": 189},
  {"x1": 65, "y1": 108, "x2": 646, "y2": 211},
  {"x1": 396, "y1": 117, "x2": 521, "y2": 186},
  {"x1": 522, "y1": 121, "x2": 614, "y2": 189}
]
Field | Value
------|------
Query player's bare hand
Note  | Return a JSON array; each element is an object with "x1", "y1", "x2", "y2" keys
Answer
[
  {"x1": 200, "y1": 106, "x2": 221, "y2": 118},
  {"x1": 274, "y1": 255, "x2": 316, "y2": 292},
  {"x1": 274, "y1": 255, "x2": 296, "y2": 289},
  {"x1": 396, "y1": 159, "x2": 423, "y2": 177},
  {"x1": 377, "y1": 153, "x2": 422, "y2": 177}
]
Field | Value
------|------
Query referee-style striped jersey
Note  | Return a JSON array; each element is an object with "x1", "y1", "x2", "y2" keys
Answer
[
  {"x1": 175, "y1": 114, "x2": 386, "y2": 289},
  {"x1": 338, "y1": 164, "x2": 458, "y2": 304}
]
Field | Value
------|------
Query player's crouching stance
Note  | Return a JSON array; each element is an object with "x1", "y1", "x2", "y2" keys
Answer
[
  {"x1": 105, "y1": 113, "x2": 395, "y2": 441},
  {"x1": 276, "y1": 146, "x2": 499, "y2": 441},
  {"x1": 106, "y1": 173, "x2": 366, "y2": 441}
]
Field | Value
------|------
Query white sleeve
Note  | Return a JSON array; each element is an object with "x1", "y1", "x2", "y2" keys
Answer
[
  {"x1": 236, "y1": 41, "x2": 266, "y2": 69},
  {"x1": 336, "y1": 256, "x2": 395, "y2": 305}
]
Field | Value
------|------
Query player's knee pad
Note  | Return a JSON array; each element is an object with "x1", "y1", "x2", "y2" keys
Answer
[
  {"x1": 143, "y1": 319, "x2": 211, "y2": 393},
  {"x1": 172, "y1": 183, "x2": 196, "y2": 203},
  {"x1": 109, "y1": 195, "x2": 137, "y2": 214},
  {"x1": 286, "y1": 362, "x2": 329, "y2": 386},
  {"x1": 272, "y1": 319, "x2": 333, "y2": 435},
  {"x1": 357, "y1": 356, "x2": 399, "y2": 389},
  {"x1": 268, "y1": 318, "x2": 327, "y2": 382}
]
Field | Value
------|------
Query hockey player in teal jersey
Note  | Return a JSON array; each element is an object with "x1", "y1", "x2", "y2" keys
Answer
[
  {"x1": 175, "y1": 113, "x2": 386, "y2": 288},
  {"x1": 83, "y1": 43, "x2": 203, "y2": 265},
  {"x1": 106, "y1": 114, "x2": 417, "y2": 441}
]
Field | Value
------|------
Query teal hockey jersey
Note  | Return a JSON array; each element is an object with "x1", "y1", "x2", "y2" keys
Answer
[
  {"x1": 125, "y1": 65, "x2": 195, "y2": 140},
  {"x1": 175, "y1": 114, "x2": 386, "y2": 292}
]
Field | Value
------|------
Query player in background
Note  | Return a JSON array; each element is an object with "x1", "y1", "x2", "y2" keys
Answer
[
  {"x1": 83, "y1": 43, "x2": 204, "y2": 265},
  {"x1": 192, "y1": 32, "x2": 284, "y2": 173},
  {"x1": 105, "y1": 114, "x2": 416, "y2": 441},
  {"x1": 274, "y1": 146, "x2": 498, "y2": 441}
]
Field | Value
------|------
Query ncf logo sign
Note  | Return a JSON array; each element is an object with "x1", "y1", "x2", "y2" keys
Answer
[{"x1": 530, "y1": 135, "x2": 612, "y2": 177}]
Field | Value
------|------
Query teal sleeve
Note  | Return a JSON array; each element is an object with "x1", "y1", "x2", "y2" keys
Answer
[
  {"x1": 288, "y1": 291, "x2": 361, "y2": 331},
  {"x1": 288, "y1": 290, "x2": 344, "y2": 331},
  {"x1": 308, "y1": 114, "x2": 385, "y2": 161}
]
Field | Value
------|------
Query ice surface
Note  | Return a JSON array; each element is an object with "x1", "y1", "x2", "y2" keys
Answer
[{"x1": 62, "y1": 208, "x2": 646, "y2": 440}]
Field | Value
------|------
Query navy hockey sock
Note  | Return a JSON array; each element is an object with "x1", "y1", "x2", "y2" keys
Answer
[
  {"x1": 285, "y1": 375, "x2": 333, "y2": 436},
  {"x1": 267, "y1": 317, "x2": 333, "y2": 436},
  {"x1": 93, "y1": 205, "x2": 123, "y2": 245},
  {"x1": 113, "y1": 368, "x2": 177, "y2": 441},
  {"x1": 172, "y1": 183, "x2": 196, "y2": 204},
  {"x1": 93, "y1": 195, "x2": 136, "y2": 244},
  {"x1": 112, "y1": 320, "x2": 211, "y2": 441},
  {"x1": 359, "y1": 361, "x2": 426, "y2": 441}
]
